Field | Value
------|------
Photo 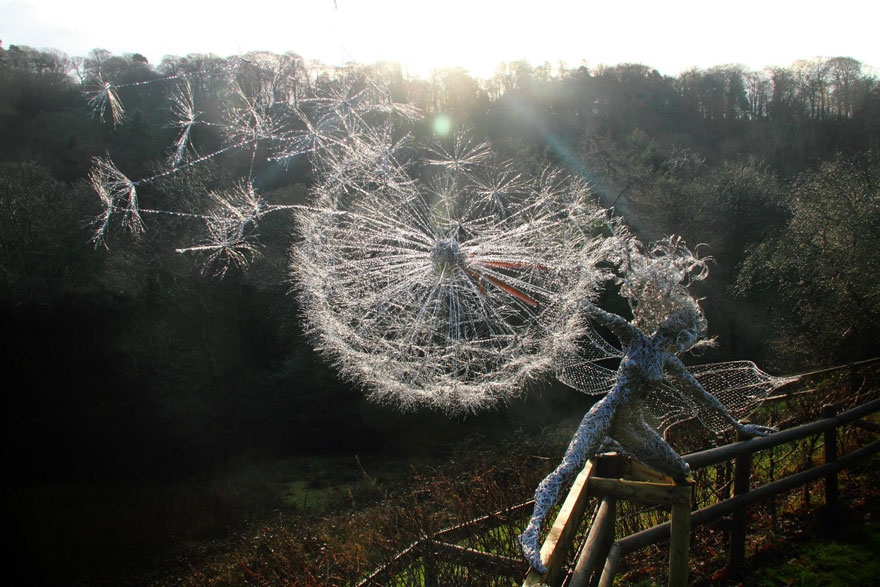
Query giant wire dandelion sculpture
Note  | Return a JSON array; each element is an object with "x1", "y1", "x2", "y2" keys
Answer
[
  {"x1": 293, "y1": 131, "x2": 627, "y2": 412},
  {"x1": 84, "y1": 57, "x2": 798, "y2": 574}
]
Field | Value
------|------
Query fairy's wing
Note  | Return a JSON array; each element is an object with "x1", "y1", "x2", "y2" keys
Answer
[
  {"x1": 653, "y1": 361, "x2": 800, "y2": 434},
  {"x1": 555, "y1": 324, "x2": 622, "y2": 395},
  {"x1": 643, "y1": 362, "x2": 798, "y2": 435},
  {"x1": 556, "y1": 358, "x2": 706, "y2": 433},
  {"x1": 641, "y1": 379, "x2": 702, "y2": 434},
  {"x1": 558, "y1": 355, "x2": 799, "y2": 435},
  {"x1": 556, "y1": 354, "x2": 618, "y2": 395},
  {"x1": 685, "y1": 361, "x2": 799, "y2": 433}
]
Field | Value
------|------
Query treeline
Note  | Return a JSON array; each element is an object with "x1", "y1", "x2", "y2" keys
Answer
[{"x1": 1, "y1": 44, "x2": 878, "y2": 480}]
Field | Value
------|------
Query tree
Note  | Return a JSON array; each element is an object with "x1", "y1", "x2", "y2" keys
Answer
[
  {"x1": 0, "y1": 161, "x2": 98, "y2": 304},
  {"x1": 743, "y1": 68, "x2": 772, "y2": 120},
  {"x1": 678, "y1": 65, "x2": 750, "y2": 121},
  {"x1": 736, "y1": 152, "x2": 880, "y2": 366}
]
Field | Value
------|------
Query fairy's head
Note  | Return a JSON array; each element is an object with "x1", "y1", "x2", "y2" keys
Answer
[{"x1": 657, "y1": 305, "x2": 711, "y2": 353}]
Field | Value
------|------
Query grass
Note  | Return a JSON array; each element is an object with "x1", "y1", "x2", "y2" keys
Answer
[
  {"x1": 744, "y1": 463, "x2": 880, "y2": 587},
  {"x1": 752, "y1": 524, "x2": 880, "y2": 586}
]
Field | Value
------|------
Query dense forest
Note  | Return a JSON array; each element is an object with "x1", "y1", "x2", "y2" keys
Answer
[{"x1": 2, "y1": 45, "x2": 880, "y2": 583}]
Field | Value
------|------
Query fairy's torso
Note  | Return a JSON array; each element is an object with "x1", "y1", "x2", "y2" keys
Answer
[{"x1": 616, "y1": 332, "x2": 666, "y2": 402}]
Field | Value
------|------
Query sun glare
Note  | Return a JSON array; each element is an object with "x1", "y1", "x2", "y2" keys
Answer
[{"x1": 432, "y1": 115, "x2": 454, "y2": 136}]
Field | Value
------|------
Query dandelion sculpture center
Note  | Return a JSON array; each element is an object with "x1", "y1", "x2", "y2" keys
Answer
[{"x1": 431, "y1": 238, "x2": 464, "y2": 276}]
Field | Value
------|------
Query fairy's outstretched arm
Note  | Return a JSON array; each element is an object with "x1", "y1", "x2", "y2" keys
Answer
[
  {"x1": 664, "y1": 355, "x2": 776, "y2": 437},
  {"x1": 581, "y1": 301, "x2": 639, "y2": 345}
]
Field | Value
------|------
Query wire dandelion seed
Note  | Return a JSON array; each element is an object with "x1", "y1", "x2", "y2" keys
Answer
[
  {"x1": 270, "y1": 107, "x2": 343, "y2": 163},
  {"x1": 85, "y1": 76, "x2": 125, "y2": 127},
  {"x1": 84, "y1": 71, "x2": 185, "y2": 128},
  {"x1": 424, "y1": 129, "x2": 492, "y2": 175},
  {"x1": 224, "y1": 80, "x2": 284, "y2": 147},
  {"x1": 168, "y1": 79, "x2": 200, "y2": 167},
  {"x1": 88, "y1": 156, "x2": 143, "y2": 242},
  {"x1": 174, "y1": 182, "x2": 271, "y2": 277}
]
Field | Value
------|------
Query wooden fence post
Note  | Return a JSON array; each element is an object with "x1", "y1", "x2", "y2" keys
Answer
[
  {"x1": 668, "y1": 484, "x2": 693, "y2": 587},
  {"x1": 822, "y1": 404, "x2": 838, "y2": 530},
  {"x1": 422, "y1": 539, "x2": 438, "y2": 587},
  {"x1": 568, "y1": 496, "x2": 616, "y2": 587},
  {"x1": 729, "y1": 430, "x2": 751, "y2": 574}
]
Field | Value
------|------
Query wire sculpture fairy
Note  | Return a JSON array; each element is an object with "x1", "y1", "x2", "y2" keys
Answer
[{"x1": 519, "y1": 237, "x2": 797, "y2": 573}]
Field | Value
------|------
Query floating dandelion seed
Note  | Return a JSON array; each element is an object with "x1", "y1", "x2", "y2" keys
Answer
[
  {"x1": 84, "y1": 72, "x2": 183, "y2": 127},
  {"x1": 88, "y1": 156, "x2": 143, "y2": 242},
  {"x1": 176, "y1": 210, "x2": 263, "y2": 279},
  {"x1": 175, "y1": 182, "x2": 307, "y2": 277},
  {"x1": 85, "y1": 76, "x2": 125, "y2": 127},
  {"x1": 468, "y1": 158, "x2": 529, "y2": 218},
  {"x1": 424, "y1": 129, "x2": 492, "y2": 174},
  {"x1": 269, "y1": 106, "x2": 345, "y2": 164},
  {"x1": 169, "y1": 79, "x2": 199, "y2": 167},
  {"x1": 223, "y1": 80, "x2": 285, "y2": 148}
]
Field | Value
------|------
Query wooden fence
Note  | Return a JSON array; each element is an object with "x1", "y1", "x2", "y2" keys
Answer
[
  {"x1": 541, "y1": 395, "x2": 880, "y2": 587},
  {"x1": 358, "y1": 367, "x2": 880, "y2": 587}
]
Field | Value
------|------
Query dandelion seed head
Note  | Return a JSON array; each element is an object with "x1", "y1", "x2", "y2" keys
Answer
[
  {"x1": 83, "y1": 64, "x2": 661, "y2": 413},
  {"x1": 295, "y1": 128, "x2": 618, "y2": 413}
]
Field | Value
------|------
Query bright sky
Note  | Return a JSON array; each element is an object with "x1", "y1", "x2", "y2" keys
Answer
[{"x1": 3, "y1": 0, "x2": 879, "y2": 78}]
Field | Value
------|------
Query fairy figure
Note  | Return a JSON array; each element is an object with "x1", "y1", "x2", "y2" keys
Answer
[{"x1": 519, "y1": 287, "x2": 778, "y2": 573}]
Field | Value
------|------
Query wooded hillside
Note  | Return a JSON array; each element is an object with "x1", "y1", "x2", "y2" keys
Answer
[{"x1": 2, "y1": 45, "x2": 878, "y2": 481}]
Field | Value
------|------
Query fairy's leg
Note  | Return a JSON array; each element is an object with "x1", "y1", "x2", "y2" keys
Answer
[
  {"x1": 611, "y1": 413, "x2": 691, "y2": 481},
  {"x1": 520, "y1": 388, "x2": 621, "y2": 573}
]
